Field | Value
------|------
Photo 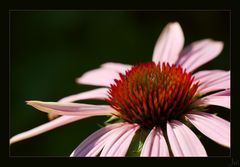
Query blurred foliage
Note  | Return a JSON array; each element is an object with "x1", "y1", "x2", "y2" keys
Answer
[{"x1": 10, "y1": 11, "x2": 230, "y2": 156}]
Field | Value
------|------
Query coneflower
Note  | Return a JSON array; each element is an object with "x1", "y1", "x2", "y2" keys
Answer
[{"x1": 10, "y1": 22, "x2": 230, "y2": 157}]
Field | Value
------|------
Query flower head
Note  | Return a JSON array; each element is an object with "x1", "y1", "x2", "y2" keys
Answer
[
  {"x1": 10, "y1": 22, "x2": 230, "y2": 157},
  {"x1": 107, "y1": 62, "x2": 199, "y2": 128}
]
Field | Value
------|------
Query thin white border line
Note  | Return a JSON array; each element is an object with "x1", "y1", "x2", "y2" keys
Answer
[{"x1": 8, "y1": 9, "x2": 232, "y2": 12}]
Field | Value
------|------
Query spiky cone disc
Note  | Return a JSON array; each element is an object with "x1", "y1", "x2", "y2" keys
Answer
[{"x1": 107, "y1": 62, "x2": 199, "y2": 129}]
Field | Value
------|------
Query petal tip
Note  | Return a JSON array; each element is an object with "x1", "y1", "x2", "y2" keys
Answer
[
  {"x1": 168, "y1": 21, "x2": 181, "y2": 27},
  {"x1": 26, "y1": 100, "x2": 42, "y2": 106},
  {"x1": 213, "y1": 40, "x2": 224, "y2": 48},
  {"x1": 208, "y1": 39, "x2": 224, "y2": 50},
  {"x1": 26, "y1": 100, "x2": 37, "y2": 106},
  {"x1": 217, "y1": 41, "x2": 224, "y2": 49},
  {"x1": 166, "y1": 22, "x2": 183, "y2": 33},
  {"x1": 9, "y1": 138, "x2": 15, "y2": 145}
]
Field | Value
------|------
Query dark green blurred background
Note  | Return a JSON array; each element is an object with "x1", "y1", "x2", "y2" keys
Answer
[{"x1": 10, "y1": 11, "x2": 230, "y2": 156}]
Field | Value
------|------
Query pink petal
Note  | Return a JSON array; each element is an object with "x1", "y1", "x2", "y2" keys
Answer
[
  {"x1": 99, "y1": 124, "x2": 135, "y2": 157},
  {"x1": 100, "y1": 62, "x2": 132, "y2": 74},
  {"x1": 167, "y1": 120, "x2": 207, "y2": 156},
  {"x1": 48, "y1": 88, "x2": 109, "y2": 120},
  {"x1": 152, "y1": 22, "x2": 184, "y2": 65},
  {"x1": 186, "y1": 112, "x2": 230, "y2": 148},
  {"x1": 199, "y1": 95, "x2": 230, "y2": 109},
  {"x1": 58, "y1": 88, "x2": 109, "y2": 103},
  {"x1": 193, "y1": 70, "x2": 230, "y2": 93},
  {"x1": 76, "y1": 68, "x2": 120, "y2": 87},
  {"x1": 193, "y1": 70, "x2": 227, "y2": 82},
  {"x1": 141, "y1": 127, "x2": 169, "y2": 157},
  {"x1": 201, "y1": 80, "x2": 230, "y2": 94},
  {"x1": 150, "y1": 130, "x2": 160, "y2": 156},
  {"x1": 70, "y1": 123, "x2": 125, "y2": 157},
  {"x1": 27, "y1": 101, "x2": 116, "y2": 116},
  {"x1": 106, "y1": 125, "x2": 139, "y2": 156},
  {"x1": 82, "y1": 124, "x2": 126, "y2": 157},
  {"x1": 77, "y1": 125, "x2": 124, "y2": 157},
  {"x1": 10, "y1": 116, "x2": 83, "y2": 145},
  {"x1": 210, "y1": 89, "x2": 230, "y2": 96},
  {"x1": 140, "y1": 128, "x2": 156, "y2": 157},
  {"x1": 140, "y1": 127, "x2": 155, "y2": 156},
  {"x1": 157, "y1": 128, "x2": 169, "y2": 156},
  {"x1": 177, "y1": 39, "x2": 224, "y2": 72}
]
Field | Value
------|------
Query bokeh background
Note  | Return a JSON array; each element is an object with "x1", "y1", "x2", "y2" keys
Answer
[{"x1": 10, "y1": 11, "x2": 230, "y2": 156}]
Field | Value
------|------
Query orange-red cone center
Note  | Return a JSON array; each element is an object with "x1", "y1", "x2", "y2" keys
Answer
[{"x1": 107, "y1": 62, "x2": 199, "y2": 128}]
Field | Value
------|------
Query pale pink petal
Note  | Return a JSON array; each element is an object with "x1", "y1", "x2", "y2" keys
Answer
[
  {"x1": 84, "y1": 140, "x2": 106, "y2": 157},
  {"x1": 193, "y1": 70, "x2": 230, "y2": 94},
  {"x1": 100, "y1": 62, "x2": 132, "y2": 74},
  {"x1": 85, "y1": 131, "x2": 119, "y2": 156},
  {"x1": 157, "y1": 128, "x2": 169, "y2": 156},
  {"x1": 210, "y1": 89, "x2": 230, "y2": 96},
  {"x1": 152, "y1": 22, "x2": 184, "y2": 64},
  {"x1": 185, "y1": 112, "x2": 230, "y2": 148},
  {"x1": 58, "y1": 88, "x2": 109, "y2": 103},
  {"x1": 140, "y1": 127, "x2": 155, "y2": 156},
  {"x1": 76, "y1": 68, "x2": 120, "y2": 87},
  {"x1": 193, "y1": 70, "x2": 226, "y2": 82},
  {"x1": 201, "y1": 80, "x2": 230, "y2": 94},
  {"x1": 197, "y1": 95, "x2": 230, "y2": 109},
  {"x1": 70, "y1": 123, "x2": 125, "y2": 157},
  {"x1": 85, "y1": 127, "x2": 123, "y2": 157},
  {"x1": 10, "y1": 116, "x2": 83, "y2": 145},
  {"x1": 48, "y1": 88, "x2": 109, "y2": 120},
  {"x1": 141, "y1": 127, "x2": 169, "y2": 157},
  {"x1": 150, "y1": 130, "x2": 160, "y2": 156},
  {"x1": 193, "y1": 89, "x2": 230, "y2": 109},
  {"x1": 176, "y1": 39, "x2": 224, "y2": 72},
  {"x1": 166, "y1": 122, "x2": 183, "y2": 156},
  {"x1": 106, "y1": 125, "x2": 139, "y2": 156},
  {"x1": 27, "y1": 101, "x2": 116, "y2": 116},
  {"x1": 100, "y1": 124, "x2": 136, "y2": 156},
  {"x1": 167, "y1": 120, "x2": 207, "y2": 156},
  {"x1": 79, "y1": 124, "x2": 125, "y2": 157}
]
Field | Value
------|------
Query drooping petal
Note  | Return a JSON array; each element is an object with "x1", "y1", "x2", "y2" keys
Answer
[
  {"x1": 177, "y1": 39, "x2": 224, "y2": 72},
  {"x1": 200, "y1": 80, "x2": 230, "y2": 94},
  {"x1": 157, "y1": 128, "x2": 169, "y2": 156},
  {"x1": 193, "y1": 70, "x2": 227, "y2": 83},
  {"x1": 70, "y1": 123, "x2": 125, "y2": 157},
  {"x1": 152, "y1": 22, "x2": 184, "y2": 64},
  {"x1": 193, "y1": 89, "x2": 230, "y2": 109},
  {"x1": 100, "y1": 62, "x2": 132, "y2": 74},
  {"x1": 167, "y1": 120, "x2": 207, "y2": 157},
  {"x1": 99, "y1": 124, "x2": 137, "y2": 157},
  {"x1": 193, "y1": 70, "x2": 230, "y2": 93},
  {"x1": 49, "y1": 88, "x2": 109, "y2": 120},
  {"x1": 58, "y1": 88, "x2": 109, "y2": 103},
  {"x1": 27, "y1": 101, "x2": 116, "y2": 116},
  {"x1": 76, "y1": 68, "x2": 120, "y2": 87},
  {"x1": 198, "y1": 95, "x2": 230, "y2": 109},
  {"x1": 185, "y1": 112, "x2": 230, "y2": 148},
  {"x1": 10, "y1": 116, "x2": 83, "y2": 145},
  {"x1": 140, "y1": 127, "x2": 155, "y2": 156},
  {"x1": 103, "y1": 125, "x2": 139, "y2": 156},
  {"x1": 141, "y1": 127, "x2": 169, "y2": 157},
  {"x1": 210, "y1": 89, "x2": 230, "y2": 96}
]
